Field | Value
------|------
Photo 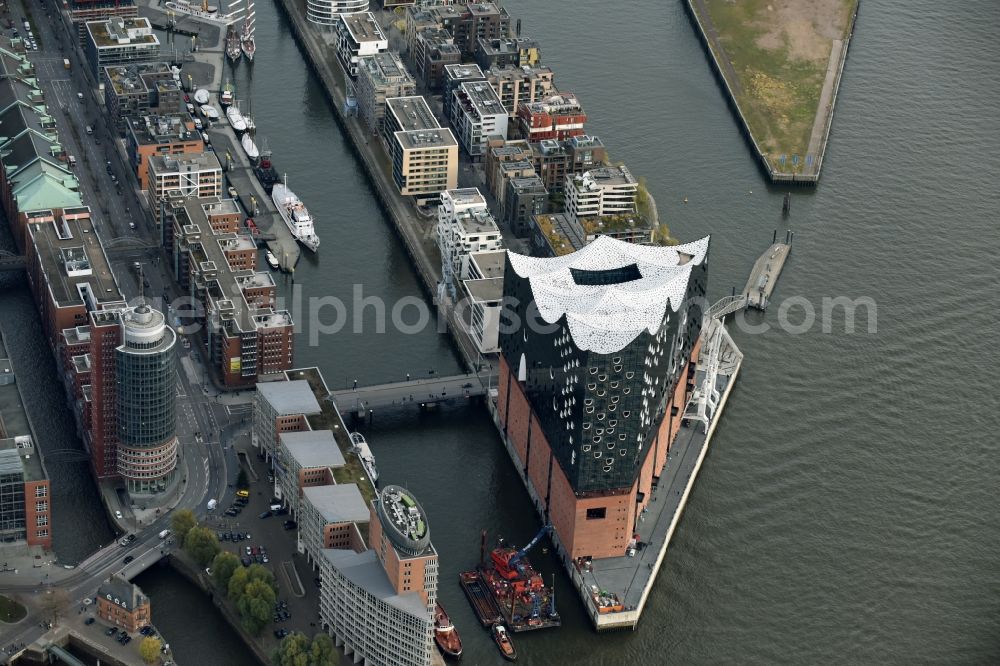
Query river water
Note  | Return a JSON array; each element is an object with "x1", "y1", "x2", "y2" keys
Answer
[{"x1": 5, "y1": 0, "x2": 996, "y2": 663}]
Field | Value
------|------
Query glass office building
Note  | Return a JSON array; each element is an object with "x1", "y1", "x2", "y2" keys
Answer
[{"x1": 115, "y1": 304, "x2": 178, "y2": 494}]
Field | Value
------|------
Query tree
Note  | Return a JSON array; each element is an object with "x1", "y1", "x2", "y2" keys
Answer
[
  {"x1": 228, "y1": 565, "x2": 251, "y2": 603},
  {"x1": 184, "y1": 526, "x2": 220, "y2": 566},
  {"x1": 272, "y1": 632, "x2": 310, "y2": 666},
  {"x1": 38, "y1": 588, "x2": 69, "y2": 626},
  {"x1": 236, "y1": 467, "x2": 249, "y2": 490},
  {"x1": 171, "y1": 509, "x2": 197, "y2": 543},
  {"x1": 237, "y1": 578, "x2": 277, "y2": 635},
  {"x1": 212, "y1": 551, "x2": 240, "y2": 590},
  {"x1": 309, "y1": 633, "x2": 336, "y2": 666},
  {"x1": 139, "y1": 636, "x2": 162, "y2": 663}
]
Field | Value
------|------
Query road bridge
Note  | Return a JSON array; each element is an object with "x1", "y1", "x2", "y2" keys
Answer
[{"x1": 331, "y1": 371, "x2": 498, "y2": 418}]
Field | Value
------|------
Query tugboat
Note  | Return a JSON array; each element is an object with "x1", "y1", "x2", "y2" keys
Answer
[
  {"x1": 491, "y1": 623, "x2": 516, "y2": 662},
  {"x1": 433, "y1": 602, "x2": 463, "y2": 659},
  {"x1": 220, "y1": 81, "x2": 235, "y2": 107},
  {"x1": 253, "y1": 145, "x2": 279, "y2": 193}
]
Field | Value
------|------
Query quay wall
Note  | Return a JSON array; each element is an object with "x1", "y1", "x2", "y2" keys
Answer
[
  {"x1": 684, "y1": 0, "x2": 860, "y2": 185},
  {"x1": 273, "y1": 0, "x2": 480, "y2": 370},
  {"x1": 168, "y1": 553, "x2": 270, "y2": 666}
]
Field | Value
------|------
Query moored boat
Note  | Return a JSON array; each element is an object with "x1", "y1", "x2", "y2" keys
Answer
[
  {"x1": 349, "y1": 432, "x2": 377, "y2": 483},
  {"x1": 491, "y1": 623, "x2": 516, "y2": 662},
  {"x1": 241, "y1": 133, "x2": 259, "y2": 160},
  {"x1": 253, "y1": 151, "x2": 279, "y2": 193},
  {"x1": 434, "y1": 602, "x2": 463, "y2": 660},
  {"x1": 272, "y1": 178, "x2": 320, "y2": 252},
  {"x1": 194, "y1": 88, "x2": 210, "y2": 104},
  {"x1": 220, "y1": 82, "x2": 235, "y2": 107},
  {"x1": 241, "y1": 0, "x2": 256, "y2": 61},
  {"x1": 200, "y1": 105, "x2": 220, "y2": 121},
  {"x1": 226, "y1": 105, "x2": 247, "y2": 133},
  {"x1": 264, "y1": 249, "x2": 279, "y2": 270},
  {"x1": 225, "y1": 25, "x2": 241, "y2": 63},
  {"x1": 164, "y1": 0, "x2": 243, "y2": 25}
]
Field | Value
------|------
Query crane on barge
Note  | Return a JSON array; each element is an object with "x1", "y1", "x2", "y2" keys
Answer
[{"x1": 491, "y1": 525, "x2": 552, "y2": 592}]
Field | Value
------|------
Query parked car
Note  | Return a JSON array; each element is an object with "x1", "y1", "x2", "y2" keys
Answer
[
  {"x1": 274, "y1": 629, "x2": 289, "y2": 639},
  {"x1": 259, "y1": 510, "x2": 271, "y2": 519},
  {"x1": 105, "y1": 627, "x2": 117, "y2": 636},
  {"x1": 114, "y1": 510, "x2": 122, "y2": 520},
  {"x1": 123, "y1": 555, "x2": 134, "y2": 564},
  {"x1": 241, "y1": 557, "x2": 252, "y2": 567},
  {"x1": 84, "y1": 617, "x2": 95, "y2": 625}
]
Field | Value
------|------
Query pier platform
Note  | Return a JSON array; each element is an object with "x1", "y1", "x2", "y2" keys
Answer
[{"x1": 742, "y1": 242, "x2": 791, "y2": 310}]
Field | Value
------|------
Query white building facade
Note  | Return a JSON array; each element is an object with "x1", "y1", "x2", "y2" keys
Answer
[
  {"x1": 436, "y1": 188, "x2": 503, "y2": 283},
  {"x1": 335, "y1": 12, "x2": 388, "y2": 77},
  {"x1": 565, "y1": 164, "x2": 638, "y2": 220},
  {"x1": 307, "y1": 0, "x2": 369, "y2": 27}
]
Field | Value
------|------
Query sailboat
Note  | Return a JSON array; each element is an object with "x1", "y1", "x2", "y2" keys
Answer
[
  {"x1": 225, "y1": 24, "x2": 241, "y2": 63},
  {"x1": 241, "y1": 0, "x2": 256, "y2": 62}
]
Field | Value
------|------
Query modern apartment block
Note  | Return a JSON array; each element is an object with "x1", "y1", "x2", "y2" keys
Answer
[
  {"x1": 355, "y1": 52, "x2": 416, "y2": 134},
  {"x1": 335, "y1": 12, "x2": 388, "y2": 78},
  {"x1": 384, "y1": 97, "x2": 457, "y2": 203},
  {"x1": 68, "y1": 0, "x2": 138, "y2": 46},
  {"x1": 516, "y1": 93, "x2": 587, "y2": 142},
  {"x1": 167, "y1": 197, "x2": 294, "y2": 388},
  {"x1": 486, "y1": 64, "x2": 556, "y2": 116},
  {"x1": 307, "y1": 0, "x2": 369, "y2": 26},
  {"x1": 103, "y1": 63, "x2": 183, "y2": 131},
  {"x1": 565, "y1": 165, "x2": 639, "y2": 220},
  {"x1": 450, "y1": 81, "x2": 508, "y2": 159},
  {"x1": 97, "y1": 576, "x2": 151, "y2": 633},
  {"x1": 274, "y1": 430, "x2": 345, "y2": 517},
  {"x1": 125, "y1": 114, "x2": 204, "y2": 190},
  {"x1": 83, "y1": 17, "x2": 159, "y2": 78},
  {"x1": 484, "y1": 139, "x2": 532, "y2": 200},
  {"x1": 442, "y1": 63, "x2": 485, "y2": 123},
  {"x1": 496, "y1": 236, "x2": 710, "y2": 564},
  {"x1": 252, "y1": 380, "x2": 321, "y2": 458},
  {"x1": 319, "y1": 485, "x2": 437, "y2": 666},
  {"x1": 300, "y1": 483, "x2": 369, "y2": 565},
  {"x1": 530, "y1": 135, "x2": 607, "y2": 193},
  {"x1": 412, "y1": 28, "x2": 461, "y2": 92},
  {"x1": 475, "y1": 37, "x2": 541, "y2": 70},
  {"x1": 436, "y1": 188, "x2": 503, "y2": 283},
  {"x1": 460, "y1": 250, "x2": 505, "y2": 355},
  {"x1": 0, "y1": 336, "x2": 53, "y2": 550},
  {"x1": 450, "y1": 2, "x2": 510, "y2": 57},
  {"x1": 148, "y1": 152, "x2": 224, "y2": 201},
  {"x1": 501, "y1": 175, "x2": 548, "y2": 236}
]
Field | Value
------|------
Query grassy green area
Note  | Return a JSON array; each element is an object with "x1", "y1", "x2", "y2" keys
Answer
[
  {"x1": 700, "y1": 0, "x2": 856, "y2": 172},
  {"x1": 0, "y1": 595, "x2": 27, "y2": 624},
  {"x1": 295, "y1": 369, "x2": 377, "y2": 507}
]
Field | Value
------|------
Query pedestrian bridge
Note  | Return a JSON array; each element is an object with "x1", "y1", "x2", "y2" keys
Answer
[{"x1": 331, "y1": 371, "x2": 498, "y2": 417}]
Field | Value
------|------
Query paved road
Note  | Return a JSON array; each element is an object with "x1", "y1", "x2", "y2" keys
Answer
[{"x1": 0, "y1": 0, "x2": 240, "y2": 651}]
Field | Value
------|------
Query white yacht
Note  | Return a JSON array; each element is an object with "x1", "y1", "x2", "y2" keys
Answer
[{"x1": 271, "y1": 178, "x2": 320, "y2": 252}]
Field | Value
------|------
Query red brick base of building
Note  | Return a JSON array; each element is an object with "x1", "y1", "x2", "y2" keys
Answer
[{"x1": 495, "y1": 343, "x2": 699, "y2": 562}]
